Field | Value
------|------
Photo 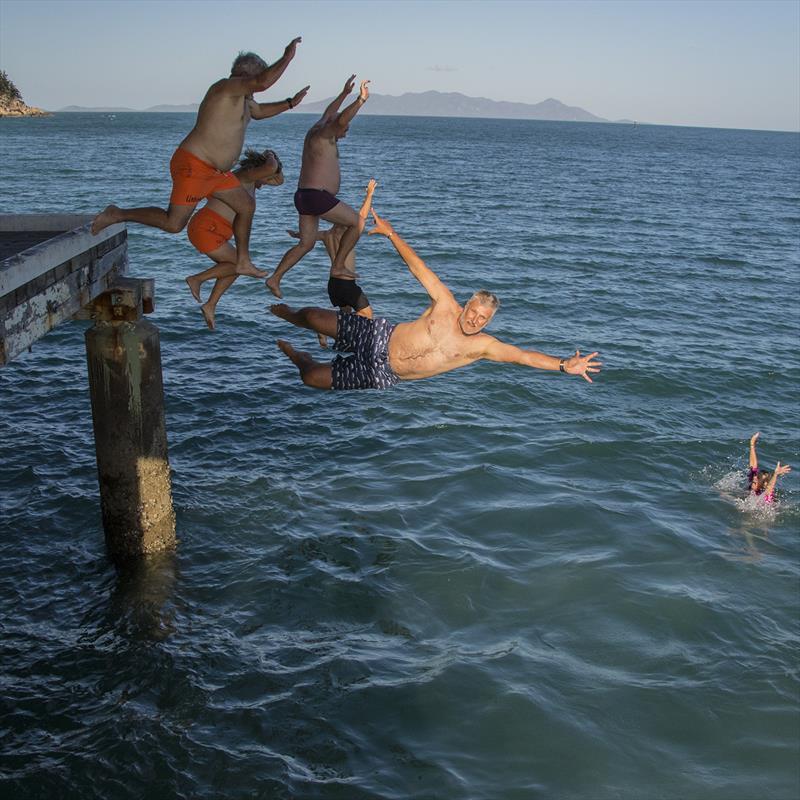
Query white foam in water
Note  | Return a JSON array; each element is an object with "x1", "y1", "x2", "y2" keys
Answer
[{"x1": 713, "y1": 468, "x2": 781, "y2": 522}]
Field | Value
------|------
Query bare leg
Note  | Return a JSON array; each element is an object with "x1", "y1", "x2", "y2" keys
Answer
[
  {"x1": 92, "y1": 202, "x2": 195, "y2": 235},
  {"x1": 201, "y1": 276, "x2": 237, "y2": 330},
  {"x1": 266, "y1": 214, "x2": 319, "y2": 298},
  {"x1": 269, "y1": 304, "x2": 339, "y2": 338},
  {"x1": 277, "y1": 340, "x2": 333, "y2": 389},
  {"x1": 321, "y1": 202, "x2": 360, "y2": 272},
  {"x1": 212, "y1": 185, "x2": 262, "y2": 277},
  {"x1": 185, "y1": 243, "x2": 239, "y2": 330}
]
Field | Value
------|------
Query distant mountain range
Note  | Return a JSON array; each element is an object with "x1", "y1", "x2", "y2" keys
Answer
[{"x1": 58, "y1": 92, "x2": 630, "y2": 122}]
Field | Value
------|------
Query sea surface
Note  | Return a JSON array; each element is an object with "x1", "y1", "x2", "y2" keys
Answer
[{"x1": 0, "y1": 112, "x2": 798, "y2": 800}]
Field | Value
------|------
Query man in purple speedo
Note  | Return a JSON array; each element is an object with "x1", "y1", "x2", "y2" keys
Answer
[{"x1": 266, "y1": 74, "x2": 370, "y2": 299}]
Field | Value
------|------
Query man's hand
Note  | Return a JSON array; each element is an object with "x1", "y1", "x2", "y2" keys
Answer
[
  {"x1": 287, "y1": 229, "x2": 300, "y2": 239},
  {"x1": 367, "y1": 209, "x2": 394, "y2": 238},
  {"x1": 359, "y1": 80, "x2": 370, "y2": 102},
  {"x1": 750, "y1": 432, "x2": 760, "y2": 446},
  {"x1": 291, "y1": 85, "x2": 310, "y2": 107},
  {"x1": 775, "y1": 462, "x2": 792, "y2": 477},
  {"x1": 365, "y1": 179, "x2": 378, "y2": 197},
  {"x1": 285, "y1": 37, "x2": 302, "y2": 59},
  {"x1": 343, "y1": 74, "x2": 356, "y2": 95},
  {"x1": 564, "y1": 350, "x2": 602, "y2": 383}
]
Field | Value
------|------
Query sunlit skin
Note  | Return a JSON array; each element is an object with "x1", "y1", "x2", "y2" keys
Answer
[
  {"x1": 266, "y1": 76, "x2": 370, "y2": 298},
  {"x1": 91, "y1": 38, "x2": 307, "y2": 278},
  {"x1": 185, "y1": 151, "x2": 283, "y2": 330},
  {"x1": 270, "y1": 209, "x2": 602, "y2": 390}
]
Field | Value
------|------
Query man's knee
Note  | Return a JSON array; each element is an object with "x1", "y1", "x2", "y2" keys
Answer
[{"x1": 297, "y1": 237, "x2": 316, "y2": 254}]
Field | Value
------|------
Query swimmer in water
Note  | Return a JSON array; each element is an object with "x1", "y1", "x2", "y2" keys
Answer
[{"x1": 747, "y1": 432, "x2": 791, "y2": 503}]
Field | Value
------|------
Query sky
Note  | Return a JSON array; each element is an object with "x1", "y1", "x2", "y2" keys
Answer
[{"x1": 1, "y1": 0, "x2": 798, "y2": 131}]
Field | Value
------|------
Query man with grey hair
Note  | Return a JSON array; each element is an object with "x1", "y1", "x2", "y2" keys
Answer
[
  {"x1": 270, "y1": 210, "x2": 602, "y2": 391},
  {"x1": 92, "y1": 38, "x2": 308, "y2": 279}
]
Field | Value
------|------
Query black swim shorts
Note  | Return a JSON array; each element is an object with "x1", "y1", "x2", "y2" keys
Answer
[
  {"x1": 331, "y1": 313, "x2": 400, "y2": 391},
  {"x1": 328, "y1": 276, "x2": 370, "y2": 312},
  {"x1": 294, "y1": 188, "x2": 340, "y2": 216}
]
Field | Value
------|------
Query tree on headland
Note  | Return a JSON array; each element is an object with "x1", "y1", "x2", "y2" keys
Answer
[{"x1": 0, "y1": 70, "x2": 23, "y2": 102}]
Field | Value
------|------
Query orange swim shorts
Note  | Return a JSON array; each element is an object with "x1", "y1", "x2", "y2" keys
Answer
[
  {"x1": 169, "y1": 148, "x2": 241, "y2": 206},
  {"x1": 187, "y1": 207, "x2": 234, "y2": 254}
]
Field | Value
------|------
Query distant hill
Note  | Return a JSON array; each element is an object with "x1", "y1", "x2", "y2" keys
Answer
[
  {"x1": 58, "y1": 105, "x2": 137, "y2": 112},
  {"x1": 55, "y1": 92, "x2": 623, "y2": 122},
  {"x1": 298, "y1": 91, "x2": 611, "y2": 122},
  {"x1": 58, "y1": 104, "x2": 198, "y2": 113}
]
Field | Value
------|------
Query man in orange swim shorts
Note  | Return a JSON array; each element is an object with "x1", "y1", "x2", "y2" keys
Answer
[
  {"x1": 185, "y1": 148, "x2": 284, "y2": 330},
  {"x1": 92, "y1": 39, "x2": 308, "y2": 278}
]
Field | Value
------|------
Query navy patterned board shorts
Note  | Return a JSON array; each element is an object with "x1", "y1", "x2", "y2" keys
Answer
[{"x1": 331, "y1": 313, "x2": 401, "y2": 391}]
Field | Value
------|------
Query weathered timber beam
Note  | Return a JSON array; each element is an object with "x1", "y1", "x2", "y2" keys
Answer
[
  {"x1": 0, "y1": 219, "x2": 126, "y2": 298},
  {"x1": 0, "y1": 240, "x2": 128, "y2": 365}
]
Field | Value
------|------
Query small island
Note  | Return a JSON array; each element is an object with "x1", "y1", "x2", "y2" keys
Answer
[{"x1": 0, "y1": 70, "x2": 49, "y2": 117}]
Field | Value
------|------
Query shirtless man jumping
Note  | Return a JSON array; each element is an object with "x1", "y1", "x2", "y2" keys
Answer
[
  {"x1": 265, "y1": 74, "x2": 370, "y2": 298},
  {"x1": 270, "y1": 210, "x2": 602, "y2": 390},
  {"x1": 92, "y1": 39, "x2": 307, "y2": 278}
]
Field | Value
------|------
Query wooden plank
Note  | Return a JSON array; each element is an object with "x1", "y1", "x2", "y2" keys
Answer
[
  {"x1": 0, "y1": 241, "x2": 128, "y2": 365},
  {"x1": 0, "y1": 214, "x2": 94, "y2": 232},
  {"x1": 0, "y1": 220, "x2": 126, "y2": 298}
]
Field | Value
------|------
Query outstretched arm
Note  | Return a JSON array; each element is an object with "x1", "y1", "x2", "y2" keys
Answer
[
  {"x1": 249, "y1": 85, "x2": 310, "y2": 120},
  {"x1": 368, "y1": 209, "x2": 454, "y2": 304},
  {"x1": 332, "y1": 80, "x2": 369, "y2": 135},
  {"x1": 320, "y1": 75, "x2": 356, "y2": 122},
  {"x1": 357, "y1": 179, "x2": 378, "y2": 234},
  {"x1": 764, "y1": 462, "x2": 792, "y2": 499},
  {"x1": 749, "y1": 432, "x2": 760, "y2": 469},
  {"x1": 483, "y1": 339, "x2": 602, "y2": 382},
  {"x1": 223, "y1": 37, "x2": 302, "y2": 97}
]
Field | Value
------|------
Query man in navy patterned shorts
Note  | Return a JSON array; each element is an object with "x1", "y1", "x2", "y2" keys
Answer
[{"x1": 270, "y1": 210, "x2": 602, "y2": 391}]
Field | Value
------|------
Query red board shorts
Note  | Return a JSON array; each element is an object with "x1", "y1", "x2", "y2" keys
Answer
[
  {"x1": 169, "y1": 148, "x2": 241, "y2": 206},
  {"x1": 187, "y1": 207, "x2": 233, "y2": 254}
]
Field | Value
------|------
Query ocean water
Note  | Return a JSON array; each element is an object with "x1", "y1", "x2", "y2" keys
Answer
[{"x1": 0, "y1": 112, "x2": 798, "y2": 800}]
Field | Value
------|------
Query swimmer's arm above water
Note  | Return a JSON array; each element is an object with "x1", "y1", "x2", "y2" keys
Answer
[
  {"x1": 368, "y1": 209, "x2": 454, "y2": 305},
  {"x1": 749, "y1": 432, "x2": 760, "y2": 469},
  {"x1": 483, "y1": 340, "x2": 602, "y2": 382},
  {"x1": 764, "y1": 462, "x2": 792, "y2": 499},
  {"x1": 249, "y1": 86, "x2": 310, "y2": 119}
]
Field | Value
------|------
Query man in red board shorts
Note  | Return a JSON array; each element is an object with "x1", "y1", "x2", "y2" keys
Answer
[
  {"x1": 265, "y1": 74, "x2": 370, "y2": 298},
  {"x1": 92, "y1": 39, "x2": 308, "y2": 278}
]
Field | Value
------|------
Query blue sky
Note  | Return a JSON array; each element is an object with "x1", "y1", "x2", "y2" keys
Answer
[{"x1": 1, "y1": 0, "x2": 798, "y2": 130}]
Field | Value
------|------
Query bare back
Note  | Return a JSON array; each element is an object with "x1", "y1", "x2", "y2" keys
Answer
[
  {"x1": 388, "y1": 303, "x2": 491, "y2": 380},
  {"x1": 180, "y1": 80, "x2": 252, "y2": 171},
  {"x1": 298, "y1": 123, "x2": 340, "y2": 193}
]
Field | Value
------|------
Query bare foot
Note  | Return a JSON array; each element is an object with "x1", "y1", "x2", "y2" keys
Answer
[
  {"x1": 269, "y1": 303, "x2": 292, "y2": 321},
  {"x1": 200, "y1": 303, "x2": 216, "y2": 331},
  {"x1": 265, "y1": 275, "x2": 283, "y2": 299},
  {"x1": 317, "y1": 333, "x2": 329, "y2": 349},
  {"x1": 277, "y1": 339, "x2": 313, "y2": 368},
  {"x1": 91, "y1": 205, "x2": 120, "y2": 235},
  {"x1": 186, "y1": 276, "x2": 202, "y2": 303},
  {"x1": 235, "y1": 260, "x2": 268, "y2": 278}
]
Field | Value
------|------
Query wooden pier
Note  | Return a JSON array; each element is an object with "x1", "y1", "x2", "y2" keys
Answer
[{"x1": 0, "y1": 215, "x2": 175, "y2": 560}]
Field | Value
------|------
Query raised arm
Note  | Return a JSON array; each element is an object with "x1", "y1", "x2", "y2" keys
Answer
[
  {"x1": 483, "y1": 340, "x2": 602, "y2": 382},
  {"x1": 320, "y1": 75, "x2": 356, "y2": 122},
  {"x1": 368, "y1": 209, "x2": 454, "y2": 304},
  {"x1": 223, "y1": 37, "x2": 302, "y2": 97},
  {"x1": 357, "y1": 179, "x2": 378, "y2": 234},
  {"x1": 249, "y1": 85, "x2": 310, "y2": 120},
  {"x1": 332, "y1": 80, "x2": 369, "y2": 135},
  {"x1": 749, "y1": 432, "x2": 760, "y2": 469},
  {"x1": 764, "y1": 462, "x2": 792, "y2": 499}
]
